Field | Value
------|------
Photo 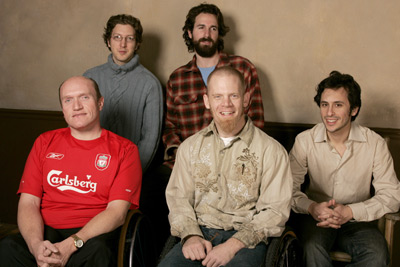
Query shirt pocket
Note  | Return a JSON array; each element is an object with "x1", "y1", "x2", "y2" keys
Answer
[{"x1": 173, "y1": 94, "x2": 198, "y2": 105}]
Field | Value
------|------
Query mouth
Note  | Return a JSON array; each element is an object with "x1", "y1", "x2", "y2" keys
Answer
[
  {"x1": 220, "y1": 111, "x2": 235, "y2": 116},
  {"x1": 73, "y1": 113, "x2": 86, "y2": 118},
  {"x1": 325, "y1": 117, "x2": 338, "y2": 125},
  {"x1": 199, "y1": 38, "x2": 214, "y2": 45}
]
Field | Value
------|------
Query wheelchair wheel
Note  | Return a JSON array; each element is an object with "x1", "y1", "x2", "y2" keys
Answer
[{"x1": 264, "y1": 227, "x2": 301, "y2": 267}]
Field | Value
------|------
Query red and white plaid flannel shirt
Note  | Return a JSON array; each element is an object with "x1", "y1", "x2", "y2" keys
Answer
[{"x1": 163, "y1": 53, "x2": 265, "y2": 168}]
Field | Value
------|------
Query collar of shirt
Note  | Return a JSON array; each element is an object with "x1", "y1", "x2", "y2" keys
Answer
[
  {"x1": 184, "y1": 52, "x2": 231, "y2": 73},
  {"x1": 201, "y1": 117, "x2": 254, "y2": 147},
  {"x1": 313, "y1": 122, "x2": 367, "y2": 144}
]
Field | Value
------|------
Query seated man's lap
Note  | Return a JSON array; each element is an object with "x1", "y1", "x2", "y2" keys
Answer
[
  {"x1": 292, "y1": 213, "x2": 337, "y2": 251},
  {"x1": 0, "y1": 226, "x2": 121, "y2": 267},
  {"x1": 293, "y1": 213, "x2": 389, "y2": 265},
  {"x1": 159, "y1": 227, "x2": 267, "y2": 267}
]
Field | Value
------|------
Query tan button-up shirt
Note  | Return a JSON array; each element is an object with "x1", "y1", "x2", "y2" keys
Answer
[
  {"x1": 166, "y1": 119, "x2": 292, "y2": 248},
  {"x1": 290, "y1": 123, "x2": 400, "y2": 221}
]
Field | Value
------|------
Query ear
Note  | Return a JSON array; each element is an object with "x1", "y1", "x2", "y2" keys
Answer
[
  {"x1": 98, "y1": 97, "x2": 105, "y2": 111},
  {"x1": 188, "y1": 30, "x2": 193, "y2": 39},
  {"x1": 351, "y1": 106, "x2": 359, "y2": 117},
  {"x1": 203, "y1": 94, "x2": 210, "y2": 109},
  {"x1": 107, "y1": 39, "x2": 111, "y2": 48},
  {"x1": 243, "y1": 92, "x2": 250, "y2": 108},
  {"x1": 134, "y1": 43, "x2": 140, "y2": 52}
]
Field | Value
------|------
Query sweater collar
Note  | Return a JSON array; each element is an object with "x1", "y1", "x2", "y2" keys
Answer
[{"x1": 107, "y1": 53, "x2": 140, "y2": 73}]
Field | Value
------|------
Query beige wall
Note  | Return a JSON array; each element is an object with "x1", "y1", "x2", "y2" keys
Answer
[{"x1": 1, "y1": 0, "x2": 399, "y2": 128}]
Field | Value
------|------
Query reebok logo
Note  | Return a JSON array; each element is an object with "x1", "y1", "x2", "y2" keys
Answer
[{"x1": 46, "y1": 153, "x2": 64, "y2": 160}]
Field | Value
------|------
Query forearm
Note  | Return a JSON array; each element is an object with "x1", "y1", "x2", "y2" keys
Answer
[
  {"x1": 74, "y1": 200, "x2": 130, "y2": 243},
  {"x1": 17, "y1": 195, "x2": 45, "y2": 253}
]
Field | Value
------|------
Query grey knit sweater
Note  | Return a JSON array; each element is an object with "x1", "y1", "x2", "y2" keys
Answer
[{"x1": 84, "y1": 54, "x2": 163, "y2": 172}]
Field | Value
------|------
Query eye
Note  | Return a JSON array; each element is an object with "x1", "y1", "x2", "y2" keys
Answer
[
  {"x1": 231, "y1": 94, "x2": 239, "y2": 99},
  {"x1": 211, "y1": 26, "x2": 218, "y2": 31},
  {"x1": 321, "y1": 103, "x2": 328, "y2": 107},
  {"x1": 112, "y1": 35, "x2": 122, "y2": 41},
  {"x1": 127, "y1": 36, "x2": 135, "y2": 42},
  {"x1": 214, "y1": 95, "x2": 221, "y2": 100},
  {"x1": 335, "y1": 103, "x2": 343, "y2": 107}
]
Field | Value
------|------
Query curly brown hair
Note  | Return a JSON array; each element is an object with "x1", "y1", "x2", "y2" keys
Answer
[
  {"x1": 182, "y1": 3, "x2": 230, "y2": 53},
  {"x1": 103, "y1": 14, "x2": 143, "y2": 51}
]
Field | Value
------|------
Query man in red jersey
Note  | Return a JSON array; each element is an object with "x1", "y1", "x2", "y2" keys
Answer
[{"x1": 0, "y1": 76, "x2": 142, "y2": 267}]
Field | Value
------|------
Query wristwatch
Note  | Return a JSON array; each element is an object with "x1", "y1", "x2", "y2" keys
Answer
[{"x1": 71, "y1": 234, "x2": 84, "y2": 249}]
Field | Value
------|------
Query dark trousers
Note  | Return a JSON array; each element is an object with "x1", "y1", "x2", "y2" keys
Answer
[
  {"x1": 291, "y1": 213, "x2": 389, "y2": 267},
  {"x1": 0, "y1": 225, "x2": 121, "y2": 267},
  {"x1": 139, "y1": 164, "x2": 172, "y2": 257}
]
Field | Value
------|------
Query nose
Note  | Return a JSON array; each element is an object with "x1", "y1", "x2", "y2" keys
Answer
[
  {"x1": 327, "y1": 105, "x2": 334, "y2": 116},
  {"x1": 204, "y1": 28, "x2": 211, "y2": 38},
  {"x1": 73, "y1": 99, "x2": 83, "y2": 110},
  {"x1": 222, "y1": 96, "x2": 233, "y2": 107},
  {"x1": 120, "y1": 37, "x2": 127, "y2": 47}
]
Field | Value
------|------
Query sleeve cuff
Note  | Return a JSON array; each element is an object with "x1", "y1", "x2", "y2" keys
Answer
[
  {"x1": 164, "y1": 145, "x2": 179, "y2": 161},
  {"x1": 294, "y1": 198, "x2": 315, "y2": 214},
  {"x1": 347, "y1": 203, "x2": 367, "y2": 221},
  {"x1": 232, "y1": 229, "x2": 263, "y2": 249},
  {"x1": 171, "y1": 223, "x2": 203, "y2": 241}
]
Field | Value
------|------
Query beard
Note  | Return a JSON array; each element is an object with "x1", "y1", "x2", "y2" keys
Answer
[
  {"x1": 217, "y1": 118, "x2": 239, "y2": 134},
  {"x1": 211, "y1": 109, "x2": 246, "y2": 136},
  {"x1": 193, "y1": 38, "x2": 218, "y2": 57}
]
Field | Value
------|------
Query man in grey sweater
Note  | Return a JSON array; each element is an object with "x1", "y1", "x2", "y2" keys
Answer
[{"x1": 84, "y1": 14, "x2": 163, "y2": 173}]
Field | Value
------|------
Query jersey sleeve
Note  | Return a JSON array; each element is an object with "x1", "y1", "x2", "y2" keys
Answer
[
  {"x1": 108, "y1": 143, "x2": 142, "y2": 209},
  {"x1": 18, "y1": 135, "x2": 47, "y2": 198}
]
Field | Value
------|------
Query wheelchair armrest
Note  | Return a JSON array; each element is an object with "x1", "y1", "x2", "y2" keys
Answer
[{"x1": 118, "y1": 209, "x2": 143, "y2": 267}]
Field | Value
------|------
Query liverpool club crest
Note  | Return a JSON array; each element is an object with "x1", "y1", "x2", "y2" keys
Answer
[{"x1": 95, "y1": 154, "x2": 111, "y2": 171}]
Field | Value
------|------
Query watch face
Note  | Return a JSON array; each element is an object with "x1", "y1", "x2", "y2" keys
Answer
[{"x1": 76, "y1": 239, "x2": 84, "y2": 248}]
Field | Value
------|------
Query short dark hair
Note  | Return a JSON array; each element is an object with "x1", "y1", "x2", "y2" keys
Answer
[
  {"x1": 183, "y1": 3, "x2": 230, "y2": 53},
  {"x1": 59, "y1": 77, "x2": 102, "y2": 105},
  {"x1": 103, "y1": 14, "x2": 143, "y2": 51},
  {"x1": 314, "y1": 71, "x2": 361, "y2": 121},
  {"x1": 207, "y1": 66, "x2": 245, "y2": 94}
]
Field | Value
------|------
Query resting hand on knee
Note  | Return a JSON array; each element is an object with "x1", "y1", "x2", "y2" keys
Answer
[
  {"x1": 53, "y1": 236, "x2": 78, "y2": 266},
  {"x1": 182, "y1": 235, "x2": 212, "y2": 261},
  {"x1": 32, "y1": 240, "x2": 62, "y2": 267},
  {"x1": 202, "y1": 238, "x2": 245, "y2": 267}
]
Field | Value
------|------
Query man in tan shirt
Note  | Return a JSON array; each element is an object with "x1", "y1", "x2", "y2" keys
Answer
[
  {"x1": 159, "y1": 66, "x2": 292, "y2": 267},
  {"x1": 290, "y1": 71, "x2": 400, "y2": 267}
]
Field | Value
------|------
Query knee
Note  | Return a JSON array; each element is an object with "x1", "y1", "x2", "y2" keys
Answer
[
  {"x1": 302, "y1": 240, "x2": 329, "y2": 257},
  {"x1": 356, "y1": 242, "x2": 389, "y2": 266}
]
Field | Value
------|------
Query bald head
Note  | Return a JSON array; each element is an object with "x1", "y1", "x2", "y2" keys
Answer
[
  {"x1": 59, "y1": 76, "x2": 102, "y2": 106},
  {"x1": 207, "y1": 66, "x2": 245, "y2": 95}
]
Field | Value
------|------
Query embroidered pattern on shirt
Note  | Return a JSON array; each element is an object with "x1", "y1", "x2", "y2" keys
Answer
[
  {"x1": 190, "y1": 143, "x2": 218, "y2": 193},
  {"x1": 228, "y1": 148, "x2": 259, "y2": 207}
]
